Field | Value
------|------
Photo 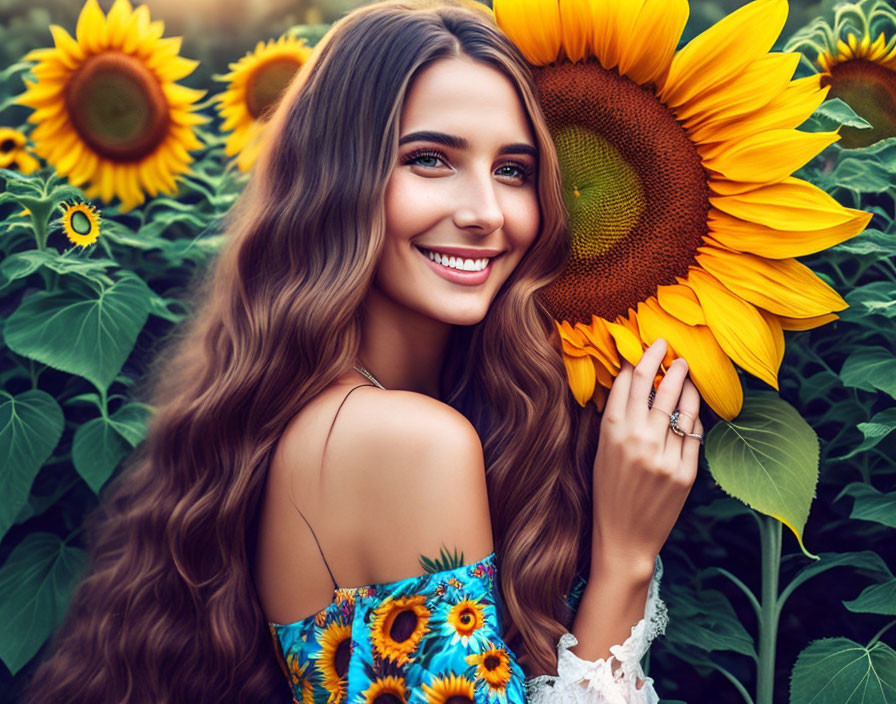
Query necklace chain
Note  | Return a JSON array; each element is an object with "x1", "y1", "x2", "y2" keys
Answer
[{"x1": 353, "y1": 363, "x2": 386, "y2": 389}]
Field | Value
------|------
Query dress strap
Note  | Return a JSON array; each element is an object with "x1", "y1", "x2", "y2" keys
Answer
[{"x1": 292, "y1": 383, "x2": 377, "y2": 591}]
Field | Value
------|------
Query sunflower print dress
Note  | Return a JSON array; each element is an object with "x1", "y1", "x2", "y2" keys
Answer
[{"x1": 268, "y1": 551, "x2": 668, "y2": 704}]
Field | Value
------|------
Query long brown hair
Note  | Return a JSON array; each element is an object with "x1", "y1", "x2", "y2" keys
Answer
[{"x1": 22, "y1": 1, "x2": 597, "y2": 701}]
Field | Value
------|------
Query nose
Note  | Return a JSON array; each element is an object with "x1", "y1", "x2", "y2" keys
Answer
[{"x1": 452, "y1": 171, "x2": 505, "y2": 234}]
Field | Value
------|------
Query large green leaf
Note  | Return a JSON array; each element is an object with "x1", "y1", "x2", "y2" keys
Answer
[
  {"x1": 843, "y1": 579, "x2": 896, "y2": 616},
  {"x1": 3, "y1": 272, "x2": 153, "y2": 393},
  {"x1": 808, "y1": 98, "x2": 874, "y2": 131},
  {"x1": 662, "y1": 582, "x2": 756, "y2": 659},
  {"x1": 840, "y1": 347, "x2": 896, "y2": 399},
  {"x1": 0, "y1": 532, "x2": 87, "y2": 675},
  {"x1": 780, "y1": 551, "x2": 893, "y2": 611},
  {"x1": 0, "y1": 249, "x2": 117, "y2": 289},
  {"x1": 705, "y1": 392, "x2": 819, "y2": 558},
  {"x1": 790, "y1": 638, "x2": 896, "y2": 704},
  {"x1": 835, "y1": 483, "x2": 896, "y2": 529},
  {"x1": 71, "y1": 415, "x2": 132, "y2": 494},
  {"x1": 0, "y1": 390, "x2": 64, "y2": 542}
]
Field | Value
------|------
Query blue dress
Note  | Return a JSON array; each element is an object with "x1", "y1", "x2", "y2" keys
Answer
[{"x1": 268, "y1": 550, "x2": 588, "y2": 704}]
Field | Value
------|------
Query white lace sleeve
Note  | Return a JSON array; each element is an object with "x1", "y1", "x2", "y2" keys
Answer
[{"x1": 523, "y1": 555, "x2": 668, "y2": 704}]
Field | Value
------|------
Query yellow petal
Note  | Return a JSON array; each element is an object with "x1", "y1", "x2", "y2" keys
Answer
[
  {"x1": 707, "y1": 207, "x2": 872, "y2": 259},
  {"x1": 703, "y1": 129, "x2": 839, "y2": 185},
  {"x1": 710, "y1": 177, "x2": 860, "y2": 230},
  {"x1": 106, "y1": 0, "x2": 132, "y2": 48},
  {"x1": 636, "y1": 298, "x2": 743, "y2": 420},
  {"x1": 758, "y1": 309, "x2": 784, "y2": 373},
  {"x1": 604, "y1": 318, "x2": 643, "y2": 366},
  {"x1": 660, "y1": 0, "x2": 788, "y2": 109},
  {"x1": 562, "y1": 353, "x2": 597, "y2": 406},
  {"x1": 685, "y1": 268, "x2": 781, "y2": 390},
  {"x1": 676, "y1": 53, "x2": 799, "y2": 128},
  {"x1": 494, "y1": 0, "x2": 562, "y2": 66},
  {"x1": 695, "y1": 246, "x2": 848, "y2": 317},
  {"x1": 49, "y1": 25, "x2": 85, "y2": 65},
  {"x1": 777, "y1": 313, "x2": 839, "y2": 330},
  {"x1": 76, "y1": 0, "x2": 108, "y2": 54},
  {"x1": 579, "y1": 316, "x2": 621, "y2": 372},
  {"x1": 617, "y1": 0, "x2": 688, "y2": 87},
  {"x1": 559, "y1": 0, "x2": 591, "y2": 62},
  {"x1": 599, "y1": 0, "x2": 642, "y2": 72},
  {"x1": 656, "y1": 282, "x2": 706, "y2": 326}
]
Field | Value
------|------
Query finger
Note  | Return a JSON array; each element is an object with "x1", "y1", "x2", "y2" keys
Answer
[
  {"x1": 647, "y1": 357, "x2": 689, "y2": 439},
  {"x1": 628, "y1": 338, "x2": 667, "y2": 422},
  {"x1": 603, "y1": 360, "x2": 633, "y2": 422},
  {"x1": 679, "y1": 379, "x2": 703, "y2": 478}
]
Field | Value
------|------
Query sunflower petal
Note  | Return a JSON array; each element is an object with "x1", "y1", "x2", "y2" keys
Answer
[
  {"x1": 695, "y1": 245, "x2": 848, "y2": 317},
  {"x1": 635, "y1": 298, "x2": 743, "y2": 420},
  {"x1": 685, "y1": 268, "x2": 781, "y2": 390},
  {"x1": 707, "y1": 207, "x2": 872, "y2": 258},
  {"x1": 76, "y1": 0, "x2": 108, "y2": 54},
  {"x1": 656, "y1": 283, "x2": 706, "y2": 326},
  {"x1": 758, "y1": 309, "x2": 784, "y2": 372},
  {"x1": 559, "y1": 0, "x2": 591, "y2": 62},
  {"x1": 618, "y1": 0, "x2": 688, "y2": 87},
  {"x1": 562, "y1": 353, "x2": 597, "y2": 406},
  {"x1": 494, "y1": 0, "x2": 562, "y2": 66},
  {"x1": 604, "y1": 318, "x2": 644, "y2": 366},
  {"x1": 703, "y1": 129, "x2": 840, "y2": 185},
  {"x1": 660, "y1": 0, "x2": 788, "y2": 109},
  {"x1": 777, "y1": 313, "x2": 839, "y2": 330}
]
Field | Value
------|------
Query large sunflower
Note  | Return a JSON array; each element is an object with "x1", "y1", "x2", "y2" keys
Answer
[
  {"x1": 494, "y1": 0, "x2": 872, "y2": 420},
  {"x1": 214, "y1": 34, "x2": 313, "y2": 172},
  {"x1": 466, "y1": 646, "x2": 513, "y2": 693},
  {"x1": 369, "y1": 595, "x2": 431, "y2": 666},
  {"x1": 17, "y1": 0, "x2": 206, "y2": 212},
  {"x1": 785, "y1": 0, "x2": 896, "y2": 148}
]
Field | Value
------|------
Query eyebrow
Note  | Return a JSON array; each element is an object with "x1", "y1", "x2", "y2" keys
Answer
[{"x1": 398, "y1": 130, "x2": 537, "y2": 158}]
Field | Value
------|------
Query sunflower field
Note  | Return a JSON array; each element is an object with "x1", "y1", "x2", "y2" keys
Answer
[{"x1": 0, "y1": 0, "x2": 894, "y2": 702}]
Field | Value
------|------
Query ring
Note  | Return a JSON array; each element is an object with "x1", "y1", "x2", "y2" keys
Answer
[{"x1": 669, "y1": 410, "x2": 705, "y2": 444}]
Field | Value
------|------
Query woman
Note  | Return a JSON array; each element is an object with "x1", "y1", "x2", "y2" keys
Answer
[{"x1": 22, "y1": 1, "x2": 702, "y2": 703}]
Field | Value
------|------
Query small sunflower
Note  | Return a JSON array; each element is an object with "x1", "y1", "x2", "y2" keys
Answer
[
  {"x1": 312, "y1": 621, "x2": 352, "y2": 703},
  {"x1": 214, "y1": 34, "x2": 313, "y2": 172},
  {"x1": 420, "y1": 673, "x2": 476, "y2": 704},
  {"x1": 60, "y1": 201, "x2": 101, "y2": 248},
  {"x1": 466, "y1": 646, "x2": 513, "y2": 695},
  {"x1": 785, "y1": 0, "x2": 896, "y2": 148},
  {"x1": 286, "y1": 652, "x2": 316, "y2": 704},
  {"x1": 17, "y1": 0, "x2": 206, "y2": 212},
  {"x1": 0, "y1": 128, "x2": 40, "y2": 174},
  {"x1": 437, "y1": 597, "x2": 491, "y2": 651},
  {"x1": 369, "y1": 595, "x2": 431, "y2": 666},
  {"x1": 361, "y1": 675, "x2": 409, "y2": 704},
  {"x1": 494, "y1": 0, "x2": 872, "y2": 420}
]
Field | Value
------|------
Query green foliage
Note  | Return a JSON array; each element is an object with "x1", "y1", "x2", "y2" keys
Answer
[
  {"x1": 790, "y1": 638, "x2": 896, "y2": 703},
  {"x1": 419, "y1": 545, "x2": 466, "y2": 574}
]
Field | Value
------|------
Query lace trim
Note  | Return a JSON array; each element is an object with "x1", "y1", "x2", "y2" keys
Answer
[{"x1": 524, "y1": 555, "x2": 668, "y2": 704}]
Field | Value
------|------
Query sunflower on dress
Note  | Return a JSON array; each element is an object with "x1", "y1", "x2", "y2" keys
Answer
[
  {"x1": 361, "y1": 675, "x2": 409, "y2": 704},
  {"x1": 286, "y1": 651, "x2": 316, "y2": 704},
  {"x1": 494, "y1": 0, "x2": 872, "y2": 421},
  {"x1": 420, "y1": 672, "x2": 477, "y2": 704},
  {"x1": 785, "y1": 0, "x2": 896, "y2": 148},
  {"x1": 16, "y1": 0, "x2": 206, "y2": 212},
  {"x1": 430, "y1": 596, "x2": 491, "y2": 652},
  {"x1": 368, "y1": 595, "x2": 432, "y2": 667},
  {"x1": 466, "y1": 646, "x2": 515, "y2": 704},
  {"x1": 310, "y1": 621, "x2": 352, "y2": 703}
]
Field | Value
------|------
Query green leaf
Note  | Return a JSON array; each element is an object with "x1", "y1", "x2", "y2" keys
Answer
[
  {"x1": 835, "y1": 483, "x2": 896, "y2": 529},
  {"x1": 832, "y1": 229, "x2": 894, "y2": 257},
  {"x1": 0, "y1": 390, "x2": 64, "y2": 542},
  {"x1": 108, "y1": 402, "x2": 151, "y2": 447},
  {"x1": 781, "y1": 551, "x2": 893, "y2": 611},
  {"x1": 843, "y1": 282, "x2": 896, "y2": 323},
  {"x1": 830, "y1": 158, "x2": 896, "y2": 195},
  {"x1": 790, "y1": 638, "x2": 896, "y2": 704},
  {"x1": 71, "y1": 415, "x2": 132, "y2": 493},
  {"x1": 843, "y1": 579, "x2": 896, "y2": 616},
  {"x1": 705, "y1": 392, "x2": 819, "y2": 559},
  {"x1": 810, "y1": 98, "x2": 873, "y2": 130},
  {"x1": 840, "y1": 347, "x2": 896, "y2": 399},
  {"x1": 0, "y1": 532, "x2": 87, "y2": 675},
  {"x1": 663, "y1": 582, "x2": 756, "y2": 658},
  {"x1": 838, "y1": 409, "x2": 896, "y2": 459},
  {"x1": 0, "y1": 249, "x2": 117, "y2": 287},
  {"x1": 3, "y1": 272, "x2": 153, "y2": 393}
]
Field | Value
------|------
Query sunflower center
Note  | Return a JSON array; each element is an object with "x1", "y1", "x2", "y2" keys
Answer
[
  {"x1": 70, "y1": 210, "x2": 93, "y2": 235},
  {"x1": 0, "y1": 138, "x2": 16, "y2": 153},
  {"x1": 64, "y1": 51, "x2": 170, "y2": 162},
  {"x1": 483, "y1": 655, "x2": 501, "y2": 670},
  {"x1": 373, "y1": 694, "x2": 404, "y2": 704},
  {"x1": 246, "y1": 57, "x2": 303, "y2": 120},
  {"x1": 444, "y1": 697, "x2": 474, "y2": 704},
  {"x1": 458, "y1": 610, "x2": 474, "y2": 626},
  {"x1": 534, "y1": 60, "x2": 710, "y2": 324},
  {"x1": 821, "y1": 58, "x2": 896, "y2": 148},
  {"x1": 389, "y1": 609, "x2": 418, "y2": 643},
  {"x1": 334, "y1": 637, "x2": 351, "y2": 678}
]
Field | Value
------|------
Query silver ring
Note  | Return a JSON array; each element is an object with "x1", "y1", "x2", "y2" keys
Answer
[{"x1": 670, "y1": 410, "x2": 704, "y2": 444}]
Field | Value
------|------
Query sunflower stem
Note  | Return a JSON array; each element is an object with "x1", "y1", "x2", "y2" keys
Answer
[{"x1": 755, "y1": 514, "x2": 781, "y2": 704}]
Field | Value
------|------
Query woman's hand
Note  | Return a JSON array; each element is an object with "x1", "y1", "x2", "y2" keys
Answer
[{"x1": 590, "y1": 338, "x2": 703, "y2": 580}]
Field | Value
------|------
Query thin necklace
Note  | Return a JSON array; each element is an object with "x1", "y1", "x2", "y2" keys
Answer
[{"x1": 353, "y1": 362, "x2": 386, "y2": 389}]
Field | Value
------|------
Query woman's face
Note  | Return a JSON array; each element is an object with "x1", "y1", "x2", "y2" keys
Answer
[{"x1": 374, "y1": 55, "x2": 540, "y2": 326}]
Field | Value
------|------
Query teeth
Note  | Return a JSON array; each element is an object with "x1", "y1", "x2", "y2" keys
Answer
[{"x1": 421, "y1": 247, "x2": 491, "y2": 272}]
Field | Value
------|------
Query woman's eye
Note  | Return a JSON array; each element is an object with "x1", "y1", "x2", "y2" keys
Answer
[
  {"x1": 495, "y1": 163, "x2": 531, "y2": 183},
  {"x1": 404, "y1": 150, "x2": 448, "y2": 169}
]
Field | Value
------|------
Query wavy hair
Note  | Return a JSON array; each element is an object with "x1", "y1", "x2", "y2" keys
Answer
[{"x1": 22, "y1": 1, "x2": 597, "y2": 701}]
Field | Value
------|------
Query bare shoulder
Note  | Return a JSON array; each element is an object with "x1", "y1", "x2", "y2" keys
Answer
[{"x1": 328, "y1": 388, "x2": 494, "y2": 583}]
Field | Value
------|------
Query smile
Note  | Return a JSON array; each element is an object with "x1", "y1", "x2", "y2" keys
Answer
[{"x1": 413, "y1": 245, "x2": 501, "y2": 286}]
